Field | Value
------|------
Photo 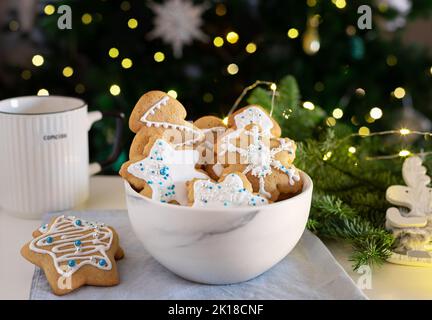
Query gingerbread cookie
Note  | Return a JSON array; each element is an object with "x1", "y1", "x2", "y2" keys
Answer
[
  {"x1": 21, "y1": 215, "x2": 124, "y2": 296},
  {"x1": 120, "y1": 137, "x2": 209, "y2": 205},
  {"x1": 218, "y1": 124, "x2": 302, "y2": 201},
  {"x1": 194, "y1": 116, "x2": 227, "y2": 180},
  {"x1": 129, "y1": 91, "x2": 204, "y2": 158},
  {"x1": 187, "y1": 172, "x2": 269, "y2": 208},
  {"x1": 227, "y1": 105, "x2": 281, "y2": 138}
]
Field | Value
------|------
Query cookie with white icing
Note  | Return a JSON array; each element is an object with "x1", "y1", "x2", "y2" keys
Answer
[
  {"x1": 129, "y1": 91, "x2": 204, "y2": 158},
  {"x1": 193, "y1": 116, "x2": 227, "y2": 180},
  {"x1": 217, "y1": 124, "x2": 302, "y2": 201},
  {"x1": 187, "y1": 172, "x2": 269, "y2": 208},
  {"x1": 21, "y1": 215, "x2": 124, "y2": 296},
  {"x1": 228, "y1": 105, "x2": 281, "y2": 138},
  {"x1": 120, "y1": 137, "x2": 209, "y2": 205}
]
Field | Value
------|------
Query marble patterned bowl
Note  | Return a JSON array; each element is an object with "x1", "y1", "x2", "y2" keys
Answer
[{"x1": 124, "y1": 171, "x2": 313, "y2": 284}]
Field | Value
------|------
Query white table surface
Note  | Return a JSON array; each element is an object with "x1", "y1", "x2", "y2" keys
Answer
[{"x1": 1, "y1": 176, "x2": 432, "y2": 300}]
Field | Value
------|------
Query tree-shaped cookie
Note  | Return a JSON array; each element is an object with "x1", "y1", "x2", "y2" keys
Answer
[
  {"x1": 217, "y1": 124, "x2": 302, "y2": 201},
  {"x1": 129, "y1": 91, "x2": 204, "y2": 158},
  {"x1": 228, "y1": 105, "x2": 281, "y2": 137},
  {"x1": 193, "y1": 115, "x2": 227, "y2": 180},
  {"x1": 120, "y1": 136, "x2": 209, "y2": 205},
  {"x1": 21, "y1": 215, "x2": 124, "y2": 295}
]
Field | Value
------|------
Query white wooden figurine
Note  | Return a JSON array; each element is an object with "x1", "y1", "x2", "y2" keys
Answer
[{"x1": 386, "y1": 156, "x2": 432, "y2": 266}]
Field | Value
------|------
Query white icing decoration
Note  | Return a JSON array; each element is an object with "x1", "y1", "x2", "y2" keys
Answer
[
  {"x1": 139, "y1": 96, "x2": 203, "y2": 146},
  {"x1": 234, "y1": 106, "x2": 274, "y2": 136},
  {"x1": 128, "y1": 139, "x2": 208, "y2": 205},
  {"x1": 219, "y1": 125, "x2": 299, "y2": 198},
  {"x1": 29, "y1": 216, "x2": 113, "y2": 277},
  {"x1": 193, "y1": 173, "x2": 268, "y2": 208}
]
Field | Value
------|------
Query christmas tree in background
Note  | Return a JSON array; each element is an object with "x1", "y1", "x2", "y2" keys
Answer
[
  {"x1": 1, "y1": 0, "x2": 432, "y2": 267},
  {"x1": 0, "y1": 0, "x2": 431, "y2": 171}
]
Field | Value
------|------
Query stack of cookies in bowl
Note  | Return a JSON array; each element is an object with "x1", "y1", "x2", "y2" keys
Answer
[
  {"x1": 120, "y1": 90, "x2": 312, "y2": 285},
  {"x1": 120, "y1": 90, "x2": 304, "y2": 207}
]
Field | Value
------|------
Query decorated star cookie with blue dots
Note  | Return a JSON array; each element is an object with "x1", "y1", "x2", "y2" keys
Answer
[
  {"x1": 187, "y1": 172, "x2": 269, "y2": 208},
  {"x1": 120, "y1": 137, "x2": 209, "y2": 205},
  {"x1": 21, "y1": 215, "x2": 124, "y2": 295}
]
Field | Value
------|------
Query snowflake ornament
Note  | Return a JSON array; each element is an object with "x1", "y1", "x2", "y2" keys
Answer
[{"x1": 147, "y1": 0, "x2": 209, "y2": 58}]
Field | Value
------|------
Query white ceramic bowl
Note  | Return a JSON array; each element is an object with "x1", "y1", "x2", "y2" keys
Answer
[{"x1": 124, "y1": 171, "x2": 313, "y2": 284}]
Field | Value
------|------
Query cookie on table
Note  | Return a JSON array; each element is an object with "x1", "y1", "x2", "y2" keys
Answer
[
  {"x1": 120, "y1": 136, "x2": 209, "y2": 205},
  {"x1": 193, "y1": 115, "x2": 227, "y2": 180},
  {"x1": 227, "y1": 105, "x2": 281, "y2": 138},
  {"x1": 129, "y1": 90, "x2": 204, "y2": 158},
  {"x1": 187, "y1": 172, "x2": 269, "y2": 208},
  {"x1": 21, "y1": 215, "x2": 124, "y2": 296},
  {"x1": 217, "y1": 123, "x2": 302, "y2": 201}
]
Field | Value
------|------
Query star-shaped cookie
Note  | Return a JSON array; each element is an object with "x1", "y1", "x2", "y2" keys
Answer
[{"x1": 21, "y1": 215, "x2": 124, "y2": 295}]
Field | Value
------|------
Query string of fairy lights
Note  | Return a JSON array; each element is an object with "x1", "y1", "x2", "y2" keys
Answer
[{"x1": 11, "y1": 1, "x2": 432, "y2": 160}]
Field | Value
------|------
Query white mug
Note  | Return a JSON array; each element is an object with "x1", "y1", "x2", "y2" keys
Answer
[{"x1": 0, "y1": 96, "x2": 124, "y2": 219}]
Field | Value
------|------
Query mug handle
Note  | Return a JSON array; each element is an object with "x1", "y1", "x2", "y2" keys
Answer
[{"x1": 87, "y1": 111, "x2": 125, "y2": 175}]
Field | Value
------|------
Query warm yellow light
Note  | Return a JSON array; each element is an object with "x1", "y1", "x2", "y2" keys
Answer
[
  {"x1": 227, "y1": 63, "x2": 239, "y2": 75},
  {"x1": 348, "y1": 146, "x2": 356, "y2": 154},
  {"x1": 110, "y1": 84, "x2": 121, "y2": 96},
  {"x1": 270, "y1": 83, "x2": 277, "y2": 91},
  {"x1": 345, "y1": 25, "x2": 356, "y2": 36},
  {"x1": 62, "y1": 66, "x2": 74, "y2": 78},
  {"x1": 334, "y1": 0, "x2": 346, "y2": 9},
  {"x1": 75, "y1": 84, "x2": 85, "y2": 94},
  {"x1": 400, "y1": 128, "x2": 411, "y2": 135},
  {"x1": 226, "y1": 31, "x2": 239, "y2": 44},
  {"x1": 120, "y1": 1, "x2": 131, "y2": 11},
  {"x1": 213, "y1": 37, "x2": 224, "y2": 47},
  {"x1": 303, "y1": 101, "x2": 315, "y2": 110},
  {"x1": 121, "y1": 58, "x2": 133, "y2": 69},
  {"x1": 203, "y1": 93, "x2": 213, "y2": 103},
  {"x1": 307, "y1": 0, "x2": 317, "y2": 7},
  {"x1": 351, "y1": 116, "x2": 359, "y2": 126},
  {"x1": 222, "y1": 117, "x2": 229, "y2": 126},
  {"x1": 154, "y1": 51, "x2": 165, "y2": 62},
  {"x1": 245, "y1": 43, "x2": 257, "y2": 54},
  {"x1": 399, "y1": 150, "x2": 411, "y2": 157},
  {"x1": 386, "y1": 55, "x2": 397, "y2": 66},
  {"x1": 108, "y1": 48, "x2": 119, "y2": 58},
  {"x1": 358, "y1": 126, "x2": 370, "y2": 136},
  {"x1": 37, "y1": 89, "x2": 49, "y2": 96},
  {"x1": 370, "y1": 107, "x2": 383, "y2": 120},
  {"x1": 430, "y1": 66, "x2": 432, "y2": 75},
  {"x1": 355, "y1": 88, "x2": 366, "y2": 96},
  {"x1": 21, "y1": 70, "x2": 31, "y2": 80},
  {"x1": 128, "y1": 18, "x2": 138, "y2": 29},
  {"x1": 323, "y1": 151, "x2": 332, "y2": 161},
  {"x1": 44, "y1": 4, "x2": 55, "y2": 15},
  {"x1": 215, "y1": 3, "x2": 227, "y2": 16},
  {"x1": 167, "y1": 90, "x2": 177, "y2": 99},
  {"x1": 394, "y1": 87, "x2": 406, "y2": 99},
  {"x1": 32, "y1": 55, "x2": 44, "y2": 67},
  {"x1": 8, "y1": 20, "x2": 19, "y2": 31},
  {"x1": 314, "y1": 82, "x2": 324, "y2": 92},
  {"x1": 332, "y1": 108, "x2": 343, "y2": 119},
  {"x1": 326, "y1": 117, "x2": 336, "y2": 127},
  {"x1": 81, "y1": 13, "x2": 93, "y2": 25},
  {"x1": 287, "y1": 28, "x2": 299, "y2": 39}
]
